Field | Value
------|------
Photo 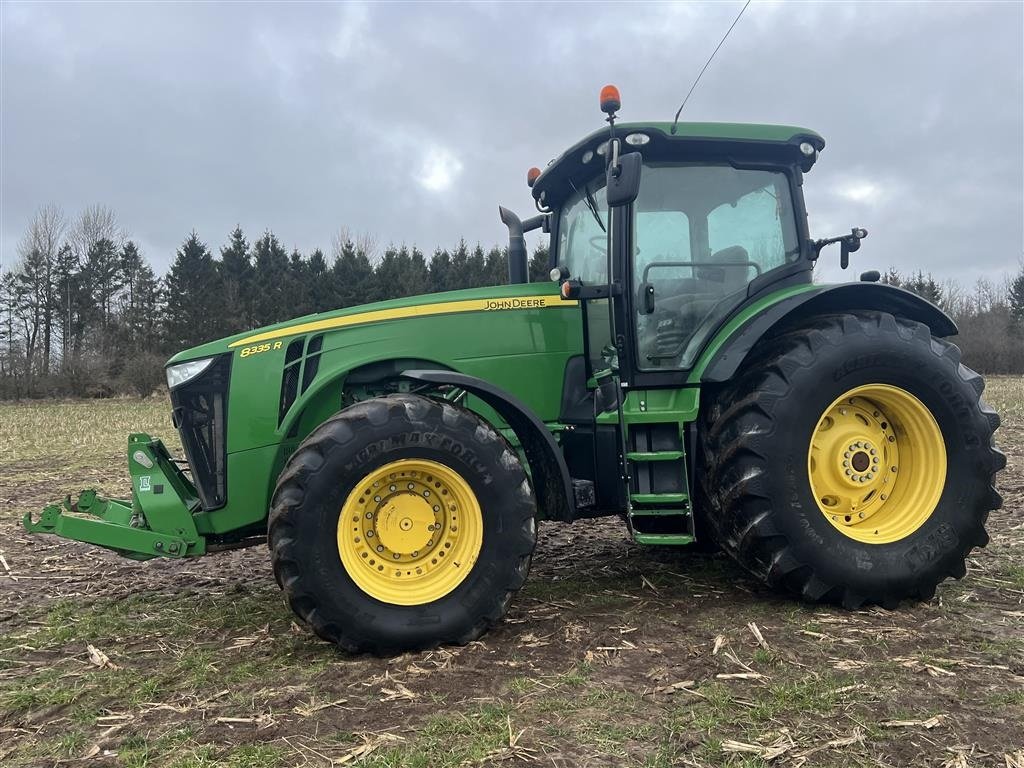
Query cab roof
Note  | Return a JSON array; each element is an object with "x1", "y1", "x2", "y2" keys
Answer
[{"x1": 531, "y1": 121, "x2": 825, "y2": 208}]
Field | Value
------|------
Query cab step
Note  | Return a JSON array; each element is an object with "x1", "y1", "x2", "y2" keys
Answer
[
  {"x1": 625, "y1": 450, "x2": 684, "y2": 462},
  {"x1": 630, "y1": 493, "x2": 687, "y2": 505},
  {"x1": 633, "y1": 532, "x2": 695, "y2": 545}
]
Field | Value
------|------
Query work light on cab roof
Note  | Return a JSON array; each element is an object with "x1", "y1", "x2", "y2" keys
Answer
[{"x1": 23, "y1": 83, "x2": 1004, "y2": 658}]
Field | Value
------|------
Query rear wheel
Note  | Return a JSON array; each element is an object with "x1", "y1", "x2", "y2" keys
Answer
[
  {"x1": 700, "y1": 312, "x2": 1004, "y2": 608},
  {"x1": 269, "y1": 394, "x2": 536, "y2": 654}
]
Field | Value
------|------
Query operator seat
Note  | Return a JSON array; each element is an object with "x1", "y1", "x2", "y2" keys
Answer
[
  {"x1": 649, "y1": 245, "x2": 753, "y2": 366},
  {"x1": 696, "y1": 245, "x2": 752, "y2": 295}
]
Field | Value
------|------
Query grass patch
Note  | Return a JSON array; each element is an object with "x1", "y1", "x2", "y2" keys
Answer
[
  {"x1": 0, "y1": 397, "x2": 181, "y2": 467},
  {"x1": 983, "y1": 375, "x2": 1024, "y2": 421},
  {"x1": 361, "y1": 702, "x2": 512, "y2": 768}
]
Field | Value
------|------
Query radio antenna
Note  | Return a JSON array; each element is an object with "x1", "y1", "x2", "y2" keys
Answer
[{"x1": 670, "y1": 0, "x2": 752, "y2": 135}]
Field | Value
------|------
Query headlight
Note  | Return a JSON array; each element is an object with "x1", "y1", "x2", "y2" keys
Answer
[{"x1": 166, "y1": 357, "x2": 215, "y2": 390}]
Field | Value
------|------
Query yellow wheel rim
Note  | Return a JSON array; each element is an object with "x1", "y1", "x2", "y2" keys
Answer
[
  {"x1": 337, "y1": 459, "x2": 483, "y2": 605},
  {"x1": 807, "y1": 384, "x2": 946, "y2": 544}
]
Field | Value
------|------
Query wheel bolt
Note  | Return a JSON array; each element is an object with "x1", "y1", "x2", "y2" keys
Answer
[
  {"x1": 376, "y1": 545, "x2": 384, "y2": 552},
  {"x1": 858, "y1": 512, "x2": 864, "y2": 518},
  {"x1": 393, "y1": 553, "x2": 400, "y2": 560}
]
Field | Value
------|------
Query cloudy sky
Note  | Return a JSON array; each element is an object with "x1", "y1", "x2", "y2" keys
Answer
[{"x1": 2, "y1": 1, "x2": 1021, "y2": 284}]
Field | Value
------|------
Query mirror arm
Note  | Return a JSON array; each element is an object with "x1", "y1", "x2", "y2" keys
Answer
[{"x1": 812, "y1": 227, "x2": 868, "y2": 269}]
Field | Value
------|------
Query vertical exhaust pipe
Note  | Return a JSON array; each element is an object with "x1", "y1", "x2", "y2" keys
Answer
[{"x1": 499, "y1": 206, "x2": 529, "y2": 284}]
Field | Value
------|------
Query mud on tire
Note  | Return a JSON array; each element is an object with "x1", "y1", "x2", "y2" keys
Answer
[
  {"x1": 699, "y1": 312, "x2": 1005, "y2": 609},
  {"x1": 268, "y1": 393, "x2": 537, "y2": 654}
]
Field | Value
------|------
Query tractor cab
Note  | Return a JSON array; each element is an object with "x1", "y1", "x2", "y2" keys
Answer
[{"x1": 527, "y1": 113, "x2": 825, "y2": 386}]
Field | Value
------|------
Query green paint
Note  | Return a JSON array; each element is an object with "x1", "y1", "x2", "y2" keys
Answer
[
  {"x1": 24, "y1": 434, "x2": 205, "y2": 559},
  {"x1": 686, "y1": 283, "x2": 820, "y2": 384}
]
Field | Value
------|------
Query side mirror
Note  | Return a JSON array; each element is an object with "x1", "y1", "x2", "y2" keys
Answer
[
  {"x1": 813, "y1": 227, "x2": 868, "y2": 270},
  {"x1": 840, "y1": 228, "x2": 868, "y2": 269},
  {"x1": 606, "y1": 151, "x2": 642, "y2": 207}
]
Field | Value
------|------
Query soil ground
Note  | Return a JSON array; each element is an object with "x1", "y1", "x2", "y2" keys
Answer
[{"x1": 1, "y1": 378, "x2": 1022, "y2": 767}]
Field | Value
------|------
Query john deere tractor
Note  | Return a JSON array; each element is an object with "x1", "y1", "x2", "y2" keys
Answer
[{"x1": 25, "y1": 88, "x2": 1005, "y2": 654}]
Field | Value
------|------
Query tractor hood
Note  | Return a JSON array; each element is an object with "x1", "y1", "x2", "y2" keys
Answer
[
  {"x1": 166, "y1": 282, "x2": 575, "y2": 366},
  {"x1": 166, "y1": 280, "x2": 582, "y2": 459}
]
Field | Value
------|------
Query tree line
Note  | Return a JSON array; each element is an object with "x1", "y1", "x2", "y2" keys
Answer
[
  {"x1": 0, "y1": 205, "x2": 549, "y2": 398},
  {"x1": 879, "y1": 267, "x2": 1024, "y2": 374},
  {"x1": 1, "y1": 204, "x2": 1022, "y2": 400}
]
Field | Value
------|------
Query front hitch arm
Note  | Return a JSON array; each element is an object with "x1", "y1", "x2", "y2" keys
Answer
[{"x1": 23, "y1": 433, "x2": 207, "y2": 560}]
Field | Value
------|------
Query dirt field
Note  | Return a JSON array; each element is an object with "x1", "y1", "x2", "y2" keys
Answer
[{"x1": 1, "y1": 378, "x2": 1022, "y2": 768}]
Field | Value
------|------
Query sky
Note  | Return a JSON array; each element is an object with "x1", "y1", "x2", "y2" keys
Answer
[{"x1": 1, "y1": 1, "x2": 1022, "y2": 285}]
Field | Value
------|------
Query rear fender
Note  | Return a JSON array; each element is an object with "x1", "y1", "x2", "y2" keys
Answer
[
  {"x1": 402, "y1": 369, "x2": 575, "y2": 522},
  {"x1": 699, "y1": 282, "x2": 958, "y2": 384}
]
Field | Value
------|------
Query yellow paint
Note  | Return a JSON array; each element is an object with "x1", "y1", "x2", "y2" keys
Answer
[
  {"x1": 229, "y1": 295, "x2": 578, "y2": 348},
  {"x1": 337, "y1": 458, "x2": 483, "y2": 605},
  {"x1": 807, "y1": 384, "x2": 946, "y2": 544},
  {"x1": 238, "y1": 340, "x2": 283, "y2": 358}
]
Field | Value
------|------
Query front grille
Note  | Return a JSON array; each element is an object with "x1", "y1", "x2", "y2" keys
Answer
[{"x1": 170, "y1": 354, "x2": 231, "y2": 510}]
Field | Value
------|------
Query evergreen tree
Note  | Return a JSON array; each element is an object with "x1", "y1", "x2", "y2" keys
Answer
[
  {"x1": 529, "y1": 244, "x2": 550, "y2": 282},
  {"x1": 881, "y1": 267, "x2": 902, "y2": 287},
  {"x1": 82, "y1": 237, "x2": 124, "y2": 337},
  {"x1": 484, "y1": 246, "x2": 507, "y2": 286},
  {"x1": 251, "y1": 231, "x2": 291, "y2": 325},
  {"x1": 1009, "y1": 262, "x2": 1024, "y2": 335},
  {"x1": 903, "y1": 270, "x2": 943, "y2": 306},
  {"x1": 429, "y1": 247, "x2": 454, "y2": 293},
  {"x1": 466, "y1": 245, "x2": 487, "y2": 287},
  {"x1": 405, "y1": 247, "x2": 431, "y2": 296},
  {"x1": 218, "y1": 226, "x2": 253, "y2": 334},
  {"x1": 306, "y1": 248, "x2": 334, "y2": 312},
  {"x1": 12, "y1": 247, "x2": 48, "y2": 391},
  {"x1": 164, "y1": 232, "x2": 222, "y2": 349},
  {"x1": 52, "y1": 243, "x2": 89, "y2": 369},
  {"x1": 331, "y1": 238, "x2": 379, "y2": 307}
]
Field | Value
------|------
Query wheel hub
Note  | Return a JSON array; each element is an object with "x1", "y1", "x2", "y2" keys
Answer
[
  {"x1": 808, "y1": 384, "x2": 945, "y2": 543},
  {"x1": 337, "y1": 459, "x2": 483, "y2": 605},
  {"x1": 375, "y1": 494, "x2": 435, "y2": 554}
]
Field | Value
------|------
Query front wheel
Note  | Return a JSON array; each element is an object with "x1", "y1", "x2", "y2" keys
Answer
[
  {"x1": 700, "y1": 312, "x2": 1005, "y2": 608},
  {"x1": 268, "y1": 394, "x2": 536, "y2": 654}
]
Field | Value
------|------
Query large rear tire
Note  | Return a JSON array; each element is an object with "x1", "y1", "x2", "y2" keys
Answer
[
  {"x1": 268, "y1": 394, "x2": 536, "y2": 654},
  {"x1": 700, "y1": 312, "x2": 1004, "y2": 608}
]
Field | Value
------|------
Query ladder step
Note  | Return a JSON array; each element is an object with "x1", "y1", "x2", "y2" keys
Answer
[
  {"x1": 626, "y1": 451, "x2": 684, "y2": 462},
  {"x1": 629, "y1": 508, "x2": 689, "y2": 517},
  {"x1": 630, "y1": 493, "x2": 687, "y2": 505},
  {"x1": 633, "y1": 533, "x2": 695, "y2": 546}
]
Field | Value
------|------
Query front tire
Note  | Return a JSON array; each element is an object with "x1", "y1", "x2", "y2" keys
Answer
[
  {"x1": 268, "y1": 394, "x2": 536, "y2": 654},
  {"x1": 700, "y1": 312, "x2": 1005, "y2": 608}
]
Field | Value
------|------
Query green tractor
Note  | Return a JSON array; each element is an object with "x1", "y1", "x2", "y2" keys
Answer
[{"x1": 26, "y1": 88, "x2": 1005, "y2": 654}]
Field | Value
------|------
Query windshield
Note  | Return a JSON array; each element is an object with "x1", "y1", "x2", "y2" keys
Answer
[
  {"x1": 633, "y1": 164, "x2": 800, "y2": 370},
  {"x1": 556, "y1": 176, "x2": 608, "y2": 284}
]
